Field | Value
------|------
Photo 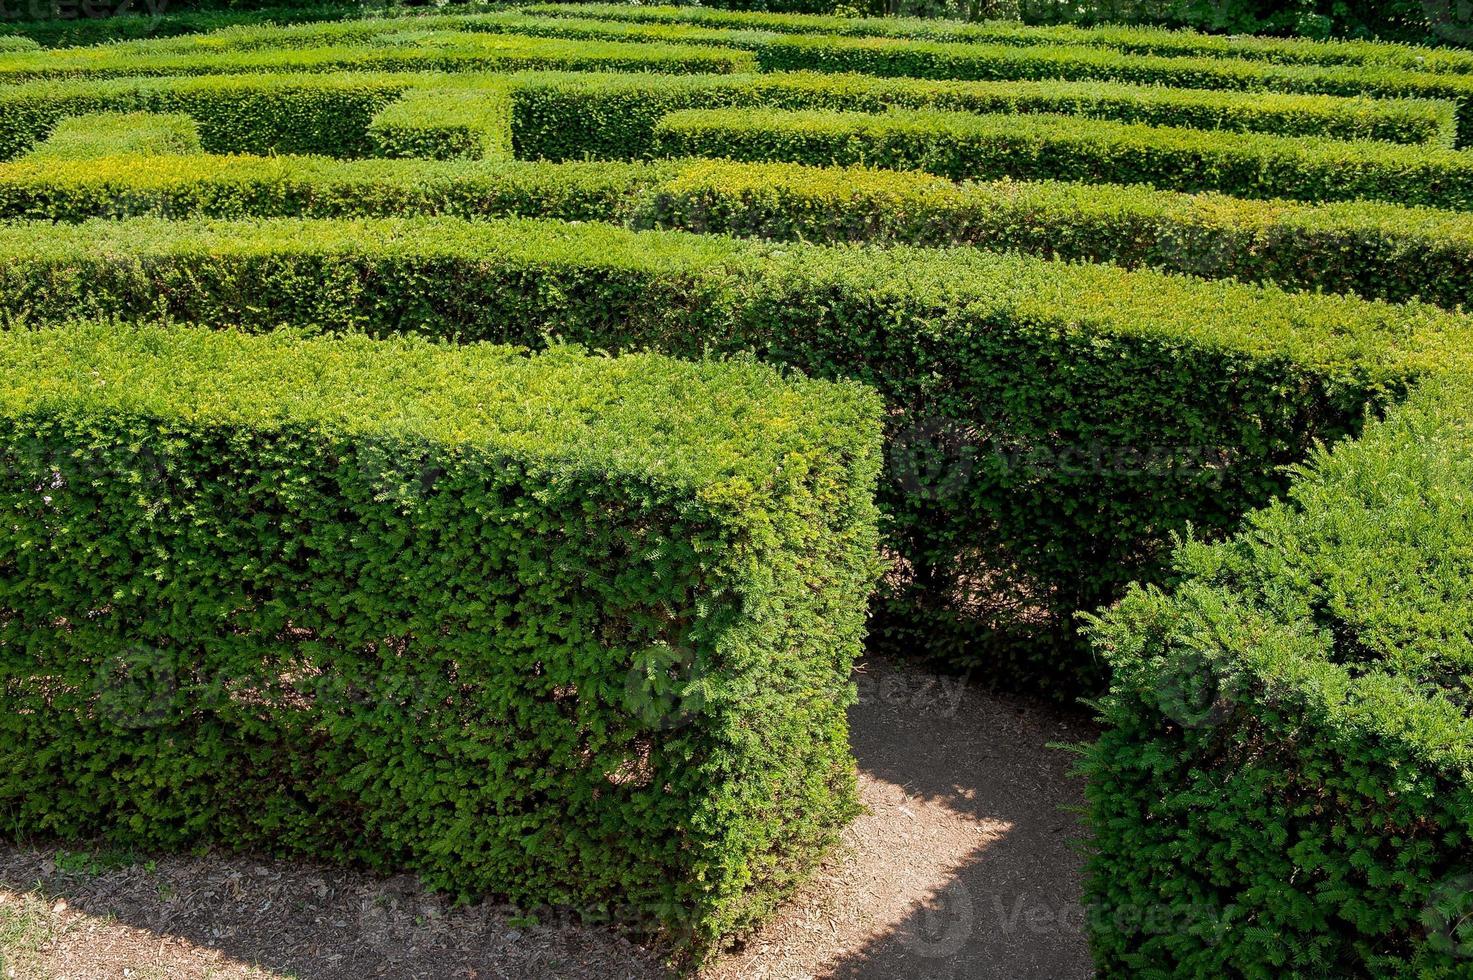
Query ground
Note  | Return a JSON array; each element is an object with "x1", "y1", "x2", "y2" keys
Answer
[{"x1": 0, "y1": 658, "x2": 1094, "y2": 980}]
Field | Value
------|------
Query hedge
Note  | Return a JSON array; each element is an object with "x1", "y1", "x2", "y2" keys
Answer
[
  {"x1": 0, "y1": 319, "x2": 883, "y2": 952},
  {"x1": 6, "y1": 151, "x2": 1473, "y2": 310},
  {"x1": 1080, "y1": 375, "x2": 1473, "y2": 976},
  {"x1": 525, "y1": 3, "x2": 1473, "y2": 76},
  {"x1": 24, "y1": 111, "x2": 203, "y2": 160},
  {"x1": 652, "y1": 106, "x2": 1473, "y2": 210},
  {"x1": 0, "y1": 214, "x2": 1467, "y2": 690},
  {"x1": 753, "y1": 36, "x2": 1473, "y2": 146},
  {"x1": 509, "y1": 70, "x2": 1457, "y2": 160},
  {"x1": 0, "y1": 32, "x2": 753, "y2": 82},
  {"x1": 0, "y1": 73, "x2": 416, "y2": 159},
  {"x1": 367, "y1": 81, "x2": 514, "y2": 161}
]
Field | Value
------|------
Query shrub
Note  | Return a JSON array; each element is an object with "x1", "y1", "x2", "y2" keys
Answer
[
  {"x1": 1080, "y1": 375, "x2": 1473, "y2": 976},
  {"x1": 6, "y1": 151, "x2": 1473, "y2": 310},
  {"x1": 0, "y1": 214, "x2": 1465, "y2": 690},
  {"x1": 0, "y1": 319, "x2": 883, "y2": 952},
  {"x1": 0, "y1": 73, "x2": 415, "y2": 159},
  {"x1": 525, "y1": 3, "x2": 1473, "y2": 75},
  {"x1": 367, "y1": 81, "x2": 514, "y2": 160},
  {"x1": 652, "y1": 106, "x2": 1473, "y2": 210},
  {"x1": 753, "y1": 35, "x2": 1473, "y2": 145},
  {"x1": 510, "y1": 69, "x2": 1456, "y2": 161},
  {"x1": 0, "y1": 32, "x2": 754, "y2": 82},
  {"x1": 24, "y1": 111, "x2": 203, "y2": 160}
]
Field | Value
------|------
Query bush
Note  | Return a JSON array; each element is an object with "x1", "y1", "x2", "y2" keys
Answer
[
  {"x1": 0, "y1": 213, "x2": 1465, "y2": 690},
  {"x1": 652, "y1": 106, "x2": 1473, "y2": 209},
  {"x1": 0, "y1": 319, "x2": 883, "y2": 952},
  {"x1": 6, "y1": 151, "x2": 1473, "y2": 310},
  {"x1": 0, "y1": 31, "x2": 753, "y2": 83},
  {"x1": 1080, "y1": 375, "x2": 1473, "y2": 976},
  {"x1": 525, "y1": 3, "x2": 1473, "y2": 73},
  {"x1": 510, "y1": 69, "x2": 1456, "y2": 161},
  {"x1": 753, "y1": 35, "x2": 1473, "y2": 145},
  {"x1": 367, "y1": 81, "x2": 514, "y2": 160},
  {"x1": 24, "y1": 111, "x2": 203, "y2": 160},
  {"x1": 0, "y1": 73, "x2": 415, "y2": 159}
]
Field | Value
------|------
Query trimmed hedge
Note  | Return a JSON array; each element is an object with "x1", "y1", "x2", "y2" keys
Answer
[
  {"x1": 0, "y1": 214, "x2": 1466, "y2": 689},
  {"x1": 0, "y1": 319, "x2": 883, "y2": 951},
  {"x1": 1080, "y1": 375, "x2": 1473, "y2": 976},
  {"x1": 753, "y1": 36, "x2": 1473, "y2": 146},
  {"x1": 6, "y1": 151, "x2": 1473, "y2": 310},
  {"x1": 510, "y1": 70, "x2": 1457, "y2": 160},
  {"x1": 367, "y1": 81, "x2": 514, "y2": 161},
  {"x1": 0, "y1": 73, "x2": 416, "y2": 159},
  {"x1": 25, "y1": 111, "x2": 203, "y2": 160},
  {"x1": 0, "y1": 32, "x2": 753, "y2": 82},
  {"x1": 525, "y1": 3, "x2": 1473, "y2": 76},
  {"x1": 652, "y1": 106, "x2": 1473, "y2": 210}
]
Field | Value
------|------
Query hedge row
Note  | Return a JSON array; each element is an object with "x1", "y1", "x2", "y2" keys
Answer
[
  {"x1": 0, "y1": 73, "x2": 415, "y2": 159},
  {"x1": 0, "y1": 31, "x2": 752, "y2": 82},
  {"x1": 753, "y1": 36, "x2": 1473, "y2": 146},
  {"x1": 651, "y1": 106, "x2": 1473, "y2": 211},
  {"x1": 367, "y1": 81, "x2": 514, "y2": 161},
  {"x1": 0, "y1": 319, "x2": 883, "y2": 952},
  {"x1": 8, "y1": 148, "x2": 1473, "y2": 310},
  {"x1": 0, "y1": 214, "x2": 1465, "y2": 690},
  {"x1": 1080, "y1": 375, "x2": 1473, "y2": 976},
  {"x1": 25, "y1": 111, "x2": 203, "y2": 160},
  {"x1": 509, "y1": 70, "x2": 1458, "y2": 162},
  {"x1": 525, "y1": 3, "x2": 1473, "y2": 76}
]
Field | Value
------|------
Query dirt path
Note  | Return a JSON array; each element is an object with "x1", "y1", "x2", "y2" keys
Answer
[{"x1": 0, "y1": 658, "x2": 1094, "y2": 980}]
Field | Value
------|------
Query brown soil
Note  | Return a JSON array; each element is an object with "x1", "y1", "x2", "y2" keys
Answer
[{"x1": 0, "y1": 657, "x2": 1094, "y2": 980}]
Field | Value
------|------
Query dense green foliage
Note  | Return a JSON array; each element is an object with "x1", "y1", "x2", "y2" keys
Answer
[
  {"x1": 753, "y1": 34, "x2": 1473, "y2": 145},
  {"x1": 367, "y1": 81, "x2": 514, "y2": 160},
  {"x1": 652, "y1": 105, "x2": 1473, "y2": 209},
  {"x1": 1081, "y1": 376, "x2": 1473, "y2": 975},
  {"x1": 0, "y1": 213, "x2": 1465, "y2": 688},
  {"x1": 510, "y1": 68, "x2": 1456, "y2": 160},
  {"x1": 0, "y1": 319, "x2": 883, "y2": 951},
  {"x1": 24, "y1": 111, "x2": 203, "y2": 160},
  {"x1": 527, "y1": 4, "x2": 1473, "y2": 70},
  {"x1": 5, "y1": 149, "x2": 1473, "y2": 311}
]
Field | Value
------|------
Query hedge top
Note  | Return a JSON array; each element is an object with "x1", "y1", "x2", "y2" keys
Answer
[
  {"x1": 1093, "y1": 375, "x2": 1473, "y2": 775},
  {"x1": 26, "y1": 111, "x2": 202, "y2": 160},
  {"x1": 0, "y1": 319, "x2": 880, "y2": 499}
]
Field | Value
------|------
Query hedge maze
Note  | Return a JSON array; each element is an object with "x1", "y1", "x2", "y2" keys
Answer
[{"x1": 1, "y1": 5, "x2": 1471, "y2": 974}]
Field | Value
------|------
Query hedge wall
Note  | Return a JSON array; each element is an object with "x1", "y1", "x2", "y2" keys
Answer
[
  {"x1": 0, "y1": 214, "x2": 1466, "y2": 690},
  {"x1": 6, "y1": 150, "x2": 1473, "y2": 310},
  {"x1": 524, "y1": 3, "x2": 1473, "y2": 75},
  {"x1": 0, "y1": 31, "x2": 752, "y2": 82},
  {"x1": 651, "y1": 106, "x2": 1473, "y2": 210},
  {"x1": 753, "y1": 35, "x2": 1473, "y2": 146},
  {"x1": 25, "y1": 111, "x2": 203, "y2": 160},
  {"x1": 509, "y1": 70, "x2": 1456, "y2": 161},
  {"x1": 367, "y1": 81, "x2": 514, "y2": 161},
  {"x1": 0, "y1": 319, "x2": 883, "y2": 951},
  {"x1": 0, "y1": 73, "x2": 415, "y2": 159},
  {"x1": 1080, "y1": 376, "x2": 1473, "y2": 976}
]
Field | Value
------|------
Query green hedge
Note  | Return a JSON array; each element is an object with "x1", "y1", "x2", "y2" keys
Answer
[
  {"x1": 7, "y1": 150, "x2": 1473, "y2": 310},
  {"x1": 0, "y1": 214, "x2": 1466, "y2": 690},
  {"x1": 753, "y1": 36, "x2": 1473, "y2": 146},
  {"x1": 0, "y1": 319, "x2": 883, "y2": 952},
  {"x1": 0, "y1": 31, "x2": 752, "y2": 82},
  {"x1": 24, "y1": 110, "x2": 203, "y2": 160},
  {"x1": 525, "y1": 3, "x2": 1473, "y2": 76},
  {"x1": 652, "y1": 106, "x2": 1473, "y2": 210},
  {"x1": 367, "y1": 81, "x2": 514, "y2": 161},
  {"x1": 1080, "y1": 375, "x2": 1473, "y2": 976},
  {"x1": 0, "y1": 73, "x2": 416, "y2": 159},
  {"x1": 510, "y1": 69, "x2": 1456, "y2": 161}
]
